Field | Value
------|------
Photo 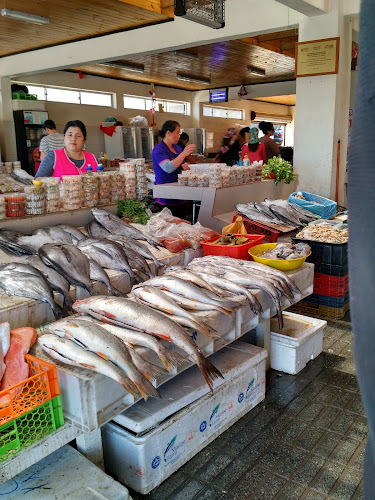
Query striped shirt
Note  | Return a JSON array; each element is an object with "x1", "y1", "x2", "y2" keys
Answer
[{"x1": 39, "y1": 132, "x2": 65, "y2": 153}]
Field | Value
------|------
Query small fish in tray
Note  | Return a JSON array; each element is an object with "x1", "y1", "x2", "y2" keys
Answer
[{"x1": 207, "y1": 234, "x2": 249, "y2": 246}]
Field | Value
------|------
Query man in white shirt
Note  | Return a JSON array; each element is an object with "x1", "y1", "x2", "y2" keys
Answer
[{"x1": 39, "y1": 120, "x2": 65, "y2": 161}]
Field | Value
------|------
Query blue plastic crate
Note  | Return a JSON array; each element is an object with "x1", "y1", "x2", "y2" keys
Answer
[
  {"x1": 289, "y1": 191, "x2": 337, "y2": 219},
  {"x1": 301, "y1": 292, "x2": 349, "y2": 308}
]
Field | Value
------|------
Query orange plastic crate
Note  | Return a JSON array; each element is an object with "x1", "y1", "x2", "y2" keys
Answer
[
  {"x1": 0, "y1": 354, "x2": 59, "y2": 426},
  {"x1": 201, "y1": 233, "x2": 264, "y2": 260}
]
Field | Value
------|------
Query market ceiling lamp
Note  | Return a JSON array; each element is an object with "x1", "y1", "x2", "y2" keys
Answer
[
  {"x1": 1, "y1": 8, "x2": 50, "y2": 25},
  {"x1": 248, "y1": 66, "x2": 266, "y2": 77},
  {"x1": 98, "y1": 61, "x2": 145, "y2": 73},
  {"x1": 174, "y1": 0, "x2": 225, "y2": 29},
  {"x1": 172, "y1": 50, "x2": 199, "y2": 60},
  {"x1": 176, "y1": 73, "x2": 211, "y2": 85}
]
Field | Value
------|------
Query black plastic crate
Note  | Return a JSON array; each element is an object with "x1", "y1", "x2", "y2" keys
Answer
[
  {"x1": 293, "y1": 238, "x2": 348, "y2": 267},
  {"x1": 302, "y1": 292, "x2": 349, "y2": 308},
  {"x1": 313, "y1": 262, "x2": 349, "y2": 277}
]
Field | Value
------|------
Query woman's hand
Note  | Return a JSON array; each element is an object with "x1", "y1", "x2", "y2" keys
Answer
[
  {"x1": 181, "y1": 162, "x2": 190, "y2": 170},
  {"x1": 184, "y1": 144, "x2": 196, "y2": 157}
]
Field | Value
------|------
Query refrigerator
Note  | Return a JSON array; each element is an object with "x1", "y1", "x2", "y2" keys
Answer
[
  {"x1": 13, "y1": 110, "x2": 49, "y2": 175},
  {"x1": 181, "y1": 128, "x2": 206, "y2": 156},
  {"x1": 103, "y1": 125, "x2": 154, "y2": 161}
]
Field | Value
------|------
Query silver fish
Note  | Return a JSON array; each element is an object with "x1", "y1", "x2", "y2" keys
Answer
[
  {"x1": 88, "y1": 258, "x2": 123, "y2": 297},
  {"x1": 86, "y1": 219, "x2": 110, "y2": 239},
  {"x1": 91, "y1": 208, "x2": 160, "y2": 248},
  {"x1": 163, "y1": 267, "x2": 222, "y2": 295},
  {"x1": 73, "y1": 296, "x2": 223, "y2": 391},
  {"x1": 269, "y1": 204, "x2": 302, "y2": 226},
  {"x1": 0, "y1": 229, "x2": 33, "y2": 255},
  {"x1": 0, "y1": 262, "x2": 64, "y2": 318},
  {"x1": 56, "y1": 225, "x2": 86, "y2": 244},
  {"x1": 254, "y1": 202, "x2": 277, "y2": 220},
  {"x1": 47, "y1": 318, "x2": 160, "y2": 400},
  {"x1": 91, "y1": 319, "x2": 185, "y2": 372},
  {"x1": 39, "y1": 334, "x2": 139, "y2": 396},
  {"x1": 127, "y1": 346, "x2": 167, "y2": 382},
  {"x1": 131, "y1": 286, "x2": 215, "y2": 339},
  {"x1": 39, "y1": 243, "x2": 93, "y2": 294},
  {"x1": 161, "y1": 290, "x2": 232, "y2": 316},
  {"x1": 77, "y1": 238, "x2": 135, "y2": 285},
  {"x1": 27, "y1": 255, "x2": 73, "y2": 309},
  {"x1": 235, "y1": 203, "x2": 287, "y2": 225}
]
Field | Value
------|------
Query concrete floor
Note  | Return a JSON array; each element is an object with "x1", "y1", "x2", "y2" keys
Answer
[{"x1": 128, "y1": 312, "x2": 366, "y2": 500}]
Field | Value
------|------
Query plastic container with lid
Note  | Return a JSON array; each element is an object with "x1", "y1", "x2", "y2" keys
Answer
[
  {"x1": 24, "y1": 185, "x2": 46, "y2": 215},
  {"x1": 82, "y1": 171, "x2": 98, "y2": 207},
  {"x1": 62, "y1": 175, "x2": 82, "y2": 210}
]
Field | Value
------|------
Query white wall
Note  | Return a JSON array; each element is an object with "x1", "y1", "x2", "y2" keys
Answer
[{"x1": 12, "y1": 72, "x2": 195, "y2": 157}]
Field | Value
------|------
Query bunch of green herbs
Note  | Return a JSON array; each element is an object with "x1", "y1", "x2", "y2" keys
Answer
[
  {"x1": 117, "y1": 198, "x2": 150, "y2": 224},
  {"x1": 262, "y1": 157, "x2": 295, "y2": 185}
]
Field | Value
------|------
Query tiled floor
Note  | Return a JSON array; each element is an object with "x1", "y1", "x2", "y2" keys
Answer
[{"x1": 127, "y1": 313, "x2": 366, "y2": 500}]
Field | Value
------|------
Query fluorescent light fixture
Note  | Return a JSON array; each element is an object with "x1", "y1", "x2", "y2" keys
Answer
[
  {"x1": 1, "y1": 8, "x2": 50, "y2": 25},
  {"x1": 176, "y1": 73, "x2": 211, "y2": 85},
  {"x1": 98, "y1": 61, "x2": 145, "y2": 73},
  {"x1": 248, "y1": 66, "x2": 266, "y2": 77},
  {"x1": 172, "y1": 50, "x2": 199, "y2": 60}
]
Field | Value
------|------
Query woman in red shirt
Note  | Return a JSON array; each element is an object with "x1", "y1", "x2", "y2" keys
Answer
[{"x1": 241, "y1": 127, "x2": 266, "y2": 164}]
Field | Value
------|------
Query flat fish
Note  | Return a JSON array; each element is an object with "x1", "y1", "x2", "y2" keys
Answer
[
  {"x1": 39, "y1": 243, "x2": 93, "y2": 294},
  {"x1": 0, "y1": 262, "x2": 65, "y2": 319}
]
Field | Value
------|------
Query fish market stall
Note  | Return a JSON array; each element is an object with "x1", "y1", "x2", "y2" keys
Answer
[{"x1": 152, "y1": 177, "x2": 298, "y2": 233}]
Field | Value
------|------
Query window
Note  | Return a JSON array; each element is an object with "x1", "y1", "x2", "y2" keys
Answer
[
  {"x1": 202, "y1": 105, "x2": 244, "y2": 120},
  {"x1": 123, "y1": 94, "x2": 190, "y2": 115},
  {"x1": 13, "y1": 82, "x2": 113, "y2": 107}
]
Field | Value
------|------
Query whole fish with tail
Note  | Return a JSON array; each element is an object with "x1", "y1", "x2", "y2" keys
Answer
[
  {"x1": 73, "y1": 296, "x2": 224, "y2": 391},
  {"x1": 39, "y1": 335, "x2": 140, "y2": 396}
]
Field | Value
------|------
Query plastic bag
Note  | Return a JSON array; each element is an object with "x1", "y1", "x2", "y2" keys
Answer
[
  {"x1": 222, "y1": 215, "x2": 247, "y2": 235},
  {"x1": 129, "y1": 115, "x2": 149, "y2": 127}
]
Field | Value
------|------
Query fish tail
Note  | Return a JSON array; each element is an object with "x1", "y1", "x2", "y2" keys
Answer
[
  {"x1": 139, "y1": 362, "x2": 166, "y2": 382},
  {"x1": 120, "y1": 377, "x2": 141, "y2": 398},
  {"x1": 277, "y1": 308, "x2": 284, "y2": 330},
  {"x1": 52, "y1": 303, "x2": 66, "y2": 320},
  {"x1": 196, "y1": 354, "x2": 224, "y2": 392},
  {"x1": 194, "y1": 323, "x2": 221, "y2": 341},
  {"x1": 158, "y1": 347, "x2": 186, "y2": 372},
  {"x1": 135, "y1": 377, "x2": 162, "y2": 401}
]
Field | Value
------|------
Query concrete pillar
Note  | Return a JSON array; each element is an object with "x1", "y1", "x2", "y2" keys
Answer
[
  {"x1": 0, "y1": 77, "x2": 17, "y2": 162},
  {"x1": 294, "y1": 1, "x2": 351, "y2": 206}
]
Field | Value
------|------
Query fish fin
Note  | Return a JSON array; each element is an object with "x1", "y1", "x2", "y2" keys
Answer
[
  {"x1": 135, "y1": 377, "x2": 162, "y2": 401},
  {"x1": 103, "y1": 310, "x2": 116, "y2": 319},
  {"x1": 81, "y1": 363, "x2": 97, "y2": 370},
  {"x1": 155, "y1": 333, "x2": 172, "y2": 341},
  {"x1": 217, "y1": 307, "x2": 232, "y2": 317},
  {"x1": 162, "y1": 308, "x2": 174, "y2": 314},
  {"x1": 158, "y1": 348, "x2": 186, "y2": 372},
  {"x1": 196, "y1": 354, "x2": 224, "y2": 393},
  {"x1": 121, "y1": 378, "x2": 141, "y2": 398},
  {"x1": 96, "y1": 352, "x2": 110, "y2": 361}
]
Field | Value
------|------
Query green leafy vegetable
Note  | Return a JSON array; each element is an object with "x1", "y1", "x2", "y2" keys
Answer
[
  {"x1": 117, "y1": 199, "x2": 150, "y2": 225},
  {"x1": 262, "y1": 157, "x2": 295, "y2": 185}
]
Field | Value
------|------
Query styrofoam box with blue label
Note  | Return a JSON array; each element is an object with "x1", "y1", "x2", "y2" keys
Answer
[
  {"x1": 270, "y1": 311, "x2": 326, "y2": 375},
  {"x1": 102, "y1": 341, "x2": 267, "y2": 494}
]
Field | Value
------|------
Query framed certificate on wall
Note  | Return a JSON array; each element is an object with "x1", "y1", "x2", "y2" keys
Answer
[{"x1": 295, "y1": 37, "x2": 340, "y2": 78}]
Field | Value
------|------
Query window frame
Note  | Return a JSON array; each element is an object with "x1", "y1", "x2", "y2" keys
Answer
[
  {"x1": 123, "y1": 94, "x2": 190, "y2": 115},
  {"x1": 202, "y1": 105, "x2": 245, "y2": 120}
]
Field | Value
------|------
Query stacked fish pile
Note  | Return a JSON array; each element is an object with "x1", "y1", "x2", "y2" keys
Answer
[
  {"x1": 0, "y1": 208, "x2": 164, "y2": 318},
  {"x1": 39, "y1": 296, "x2": 225, "y2": 397},
  {"x1": 235, "y1": 198, "x2": 317, "y2": 227}
]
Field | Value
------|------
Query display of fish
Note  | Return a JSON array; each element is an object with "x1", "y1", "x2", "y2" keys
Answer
[
  {"x1": 86, "y1": 219, "x2": 110, "y2": 239},
  {"x1": 126, "y1": 346, "x2": 167, "y2": 382},
  {"x1": 73, "y1": 296, "x2": 224, "y2": 391},
  {"x1": 27, "y1": 255, "x2": 73, "y2": 309},
  {"x1": 235, "y1": 203, "x2": 287, "y2": 225},
  {"x1": 143, "y1": 276, "x2": 238, "y2": 313},
  {"x1": 46, "y1": 318, "x2": 160, "y2": 400},
  {"x1": 39, "y1": 335, "x2": 139, "y2": 396},
  {"x1": 39, "y1": 243, "x2": 94, "y2": 294},
  {"x1": 163, "y1": 267, "x2": 224, "y2": 296},
  {"x1": 107, "y1": 234, "x2": 164, "y2": 275},
  {"x1": 120, "y1": 245, "x2": 153, "y2": 278},
  {"x1": 77, "y1": 238, "x2": 135, "y2": 285},
  {"x1": 91, "y1": 208, "x2": 161, "y2": 248},
  {"x1": 91, "y1": 319, "x2": 186, "y2": 372},
  {"x1": 0, "y1": 228, "x2": 33, "y2": 255},
  {"x1": 0, "y1": 262, "x2": 64, "y2": 319},
  {"x1": 56, "y1": 225, "x2": 86, "y2": 244},
  {"x1": 131, "y1": 286, "x2": 215, "y2": 339},
  {"x1": 88, "y1": 258, "x2": 123, "y2": 297},
  {"x1": 269, "y1": 204, "x2": 302, "y2": 226},
  {"x1": 254, "y1": 201, "x2": 278, "y2": 220}
]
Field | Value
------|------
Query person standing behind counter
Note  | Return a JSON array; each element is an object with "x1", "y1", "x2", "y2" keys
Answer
[
  {"x1": 35, "y1": 120, "x2": 98, "y2": 180},
  {"x1": 241, "y1": 127, "x2": 266, "y2": 164},
  {"x1": 259, "y1": 121, "x2": 280, "y2": 162},
  {"x1": 39, "y1": 120, "x2": 65, "y2": 162},
  {"x1": 152, "y1": 120, "x2": 195, "y2": 218}
]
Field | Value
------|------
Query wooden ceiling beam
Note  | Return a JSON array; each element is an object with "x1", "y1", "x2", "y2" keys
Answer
[
  {"x1": 257, "y1": 29, "x2": 298, "y2": 42},
  {"x1": 115, "y1": 0, "x2": 162, "y2": 14}
]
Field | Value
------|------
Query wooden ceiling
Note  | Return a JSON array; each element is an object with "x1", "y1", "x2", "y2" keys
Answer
[
  {"x1": 69, "y1": 36, "x2": 297, "y2": 91},
  {"x1": 0, "y1": 0, "x2": 172, "y2": 57},
  {"x1": 253, "y1": 95, "x2": 296, "y2": 106}
]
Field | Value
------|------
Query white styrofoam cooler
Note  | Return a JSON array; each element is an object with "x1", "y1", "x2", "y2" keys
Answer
[
  {"x1": 102, "y1": 342, "x2": 267, "y2": 494},
  {"x1": 270, "y1": 311, "x2": 326, "y2": 375},
  {"x1": 0, "y1": 445, "x2": 130, "y2": 499}
]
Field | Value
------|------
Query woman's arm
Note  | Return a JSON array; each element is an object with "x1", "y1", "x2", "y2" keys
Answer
[
  {"x1": 158, "y1": 144, "x2": 195, "y2": 173},
  {"x1": 35, "y1": 150, "x2": 56, "y2": 179}
]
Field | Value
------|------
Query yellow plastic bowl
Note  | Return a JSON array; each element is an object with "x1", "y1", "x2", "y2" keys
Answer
[
  {"x1": 32, "y1": 180, "x2": 43, "y2": 186},
  {"x1": 248, "y1": 243, "x2": 311, "y2": 271}
]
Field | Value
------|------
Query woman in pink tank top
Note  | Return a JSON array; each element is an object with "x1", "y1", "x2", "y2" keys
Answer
[{"x1": 35, "y1": 120, "x2": 98, "y2": 180}]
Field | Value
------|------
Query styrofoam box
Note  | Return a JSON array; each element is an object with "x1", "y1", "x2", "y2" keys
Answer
[
  {"x1": 270, "y1": 311, "x2": 326, "y2": 375},
  {"x1": 0, "y1": 445, "x2": 130, "y2": 499},
  {"x1": 102, "y1": 342, "x2": 267, "y2": 494}
]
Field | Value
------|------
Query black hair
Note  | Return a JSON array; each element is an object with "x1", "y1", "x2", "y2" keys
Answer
[
  {"x1": 158, "y1": 120, "x2": 180, "y2": 138},
  {"x1": 63, "y1": 120, "x2": 87, "y2": 138},
  {"x1": 179, "y1": 132, "x2": 189, "y2": 142},
  {"x1": 248, "y1": 143, "x2": 260, "y2": 152},
  {"x1": 280, "y1": 146, "x2": 293, "y2": 165},
  {"x1": 251, "y1": 111, "x2": 256, "y2": 121},
  {"x1": 43, "y1": 120, "x2": 56, "y2": 130},
  {"x1": 239, "y1": 127, "x2": 250, "y2": 137},
  {"x1": 259, "y1": 121, "x2": 274, "y2": 135}
]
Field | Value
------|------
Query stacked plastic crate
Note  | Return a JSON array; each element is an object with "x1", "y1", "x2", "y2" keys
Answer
[
  {"x1": 289, "y1": 239, "x2": 349, "y2": 319},
  {"x1": 0, "y1": 354, "x2": 64, "y2": 463}
]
